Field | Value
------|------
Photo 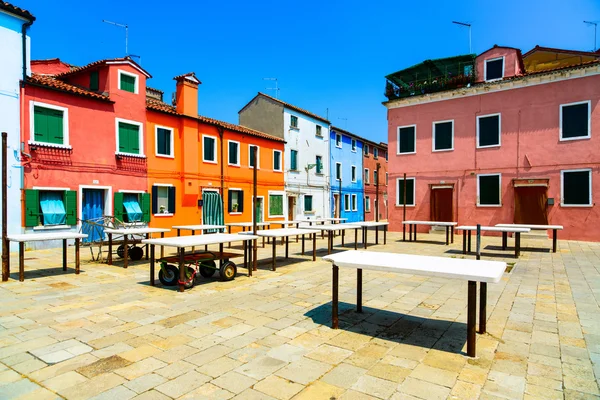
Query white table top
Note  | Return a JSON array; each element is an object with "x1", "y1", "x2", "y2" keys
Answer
[
  {"x1": 7, "y1": 232, "x2": 88, "y2": 242},
  {"x1": 352, "y1": 221, "x2": 389, "y2": 227},
  {"x1": 226, "y1": 222, "x2": 271, "y2": 227},
  {"x1": 296, "y1": 218, "x2": 328, "y2": 223},
  {"x1": 104, "y1": 228, "x2": 170, "y2": 235},
  {"x1": 324, "y1": 250, "x2": 506, "y2": 284},
  {"x1": 456, "y1": 226, "x2": 530, "y2": 233},
  {"x1": 270, "y1": 220, "x2": 301, "y2": 225},
  {"x1": 496, "y1": 224, "x2": 563, "y2": 230},
  {"x1": 403, "y1": 221, "x2": 457, "y2": 226},
  {"x1": 299, "y1": 224, "x2": 361, "y2": 231},
  {"x1": 322, "y1": 218, "x2": 348, "y2": 222},
  {"x1": 240, "y1": 228, "x2": 321, "y2": 237},
  {"x1": 172, "y1": 225, "x2": 226, "y2": 231},
  {"x1": 142, "y1": 233, "x2": 259, "y2": 248}
]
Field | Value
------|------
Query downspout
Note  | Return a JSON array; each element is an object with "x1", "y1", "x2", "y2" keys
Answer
[
  {"x1": 20, "y1": 20, "x2": 33, "y2": 223},
  {"x1": 21, "y1": 20, "x2": 33, "y2": 87},
  {"x1": 217, "y1": 126, "x2": 224, "y2": 194}
]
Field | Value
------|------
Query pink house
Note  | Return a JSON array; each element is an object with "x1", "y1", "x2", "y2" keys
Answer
[{"x1": 384, "y1": 45, "x2": 600, "y2": 241}]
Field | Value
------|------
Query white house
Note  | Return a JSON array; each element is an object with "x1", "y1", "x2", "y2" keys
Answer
[{"x1": 0, "y1": 2, "x2": 34, "y2": 251}]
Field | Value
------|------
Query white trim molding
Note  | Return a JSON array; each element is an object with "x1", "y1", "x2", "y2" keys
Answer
[
  {"x1": 561, "y1": 168, "x2": 592, "y2": 207},
  {"x1": 32, "y1": 186, "x2": 70, "y2": 191},
  {"x1": 117, "y1": 69, "x2": 139, "y2": 94},
  {"x1": 29, "y1": 101, "x2": 70, "y2": 147},
  {"x1": 559, "y1": 100, "x2": 591, "y2": 142},
  {"x1": 432, "y1": 119, "x2": 454, "y2": 152},
  {"x1": 477, "y1": 173, "x2": 502, "y2": 207},
  {"x1": 202, "y1": 134, "x2": 218, "y2": 164},
  {"x1": 395, "y1": 177, "x2": 416, "y2": 206},
  {"x1": 484, "y1": 56, "x2": 505, "y2": 82},
  {"x1": 397, "y1": 124, "x2": 417, "y2": 155},
  {"x1": 154, "y1": 125, "x2": 175, "y2": 158},
  {"x1": 227, "y1": 140, "x2": 241, "y2": 167},
  {"x1": 115, "y1": 117, "x2": 144, "y2": 156},
  {"x1": 476, "y1": 113, "x2": 501, "y2": 149}
]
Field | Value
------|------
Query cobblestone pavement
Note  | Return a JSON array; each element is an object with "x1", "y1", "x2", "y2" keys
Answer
[{"x1": 0, "y1": 231, "x2": 599, "y2": 399}]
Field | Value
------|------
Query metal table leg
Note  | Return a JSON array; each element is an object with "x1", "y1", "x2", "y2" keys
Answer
[
  {"x1": 123, "y1": 234, "x2": 129, "y2": 269},
  {"x1": 108, "y1": 233, "x2": 113, "y2": 265},
  {"x1": 332, "y1": 264, "x2": 339, "y2": 329},
  {"x1": 479, "y1": 282, "x2": 487, "y2": 334},
  {"x1": 63, "y1": 239, "x2": 67, "y2": 271},
  {"x1": 357, "y1": 268, "x2": 362, "y2": 313},
  {"x1": 75, "y1": 238, "x2": 80, "y2": 274},
  {"x1": 515, "y1": 232, "x2": 521, "y2": 257},
  {"x1": 272, "y1": 237, "x2": 276, "y2": 271},
  {"x1": 150, "y1": 244, "x2": 155, "y2": 286},
  {"x1": 552, "y1": 229, "x2": 557, "y2": 253},
  {"x1": 312, "y1": 233, "x2": 316, "y2": 261},
  {"x1": 19, "y1": 242, "x2": 24, "y2": 282},
  {"x1": 467, "y1": 280, "x2": 476, "y2": 357},
  {"x1": 502, "y1": 232, "x2": 507, "y2": 250},
  {"x1": 178, "y1": 247, "x2": 185, "y2": 292}
]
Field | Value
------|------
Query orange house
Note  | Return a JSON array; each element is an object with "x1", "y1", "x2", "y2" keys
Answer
[{"x1": 145, "y1": 73, "x2": 285, "y2": 233}]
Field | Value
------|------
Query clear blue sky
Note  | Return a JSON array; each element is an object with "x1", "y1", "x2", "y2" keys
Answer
[{"x1": 20, "y1": 0, "x2": 600, "y2": 144}]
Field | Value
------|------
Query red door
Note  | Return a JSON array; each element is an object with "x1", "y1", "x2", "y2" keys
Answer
[{"x1": 430, "y1": 188, "x2": 453, "y2": 222}]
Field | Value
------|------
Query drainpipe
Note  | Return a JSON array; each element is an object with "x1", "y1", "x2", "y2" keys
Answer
[
  {"x1": 217, "y1": 127, "x2": 224, "y2": 194},
  {"x1": 21, "y1": 20, "x2": 33, "y2": 88}
]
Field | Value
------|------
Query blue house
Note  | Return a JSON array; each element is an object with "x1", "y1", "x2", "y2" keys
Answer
[{"x1": 330, "y1": 126, "x2": 364, "y2": 222}]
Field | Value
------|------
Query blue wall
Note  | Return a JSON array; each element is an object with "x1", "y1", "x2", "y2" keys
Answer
[{"x1": 330, "y1": 129, "x2": 364, "y2": 222}]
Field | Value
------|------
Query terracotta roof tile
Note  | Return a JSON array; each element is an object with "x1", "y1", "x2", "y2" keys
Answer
[
  {"x1": 146, "y1": 99, "x2": 285, "y2": 143},
  {"x1": 56, "y1": 57, "x2": 152, "y2": 78},
  {"x1": 241, "y1": 92, "x2": 330, "y2": 124},
  {"x1": 173, "y1": 72, "x2": 201, "y2": 84},
  {"x1": 0, "y1": 1, "x2": 34, "y2": 21},
  {"x1": 27, "y1": 74, "x2": 113, "y2": 102}
]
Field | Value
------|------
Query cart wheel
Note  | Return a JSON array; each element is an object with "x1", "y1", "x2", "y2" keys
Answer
[
  {"x1": 199, "y1": 261, "x2": 216, "y2": 278},
  {"x1": 219, "y1": 261, "x2": 236, "y2": 281},
  {"x1": 129, "y1": 246, "x2": 144, "y2": 261},
  {"x1": 158, "y1": 264, "x2": 178, "y2": 286},
  {"x1": 117, "y1": 244, "x2": 125, "y2": 258},
  {"x1": 184, "y1": 267, "x2": 196, "y2": 289}
]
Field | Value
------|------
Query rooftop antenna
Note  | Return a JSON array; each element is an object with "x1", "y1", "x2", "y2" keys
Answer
[
  {"x1": 102, "y1": 20, "x2": 129, "y2": 55},
  {"x1": 263, "y1": 77, "x2": 280, "y2": 99},
  {"x1": 452, "y1": 21, "x2": 472, "y2": 53},
  {"x1": 584, "y1": 21, "x2": 598, "y2": 51},
  {"x1": 338, "y1": 117, "x2": 348, "y2": 128}
]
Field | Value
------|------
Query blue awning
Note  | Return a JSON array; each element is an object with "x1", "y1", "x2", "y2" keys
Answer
[
  {"x1": 123, "y1": 193, "x2": 143, "y2": 222},
  {"x1": 40, "y1": 191, "x2": 66, "y2": 226}
]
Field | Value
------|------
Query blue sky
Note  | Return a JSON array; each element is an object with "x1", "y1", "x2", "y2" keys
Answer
[{"x1": 19, "y1": 0, "x2": 600, "y2": 144}]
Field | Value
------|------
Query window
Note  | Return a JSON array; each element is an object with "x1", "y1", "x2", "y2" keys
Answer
[
  {"x1": 385, "y1": 151, "x2": 388, "y2": 161},
  {"x1": 396, "y1": 177, "x2": 415, "y2": 206},
  {"x1": 269, "y1": 192, "x2": 284, "y2": 217},
  {"x1": 116, "y1": 119, "x2": 142, "y2": 155},
  {"x1": 228, "y1": 140, "x2": 240, "y2": 166},
  {"x1": 201, "y1": 135, "x2": 217, "y2": 163},
  {"x1": 155, "y1": 126, "x2": 173, "y2": 157},
  {"x1": 560, "y1": 101, "x2": 591, "y2": 141},
  {"x1": 344, "y1": 194, "x2": 350, "y2": 212},
  {"x1": 365, "y1": 168, "x2": 370, "y2": 184},
  {"x1": 249, "y1": 145, "x2": 260, "y2": 168},
  {"x1": 374, "y1": 147, "x2": 379, "y2": 159},
  {"x1": 373, "y1": 170, "x2": 378, "y2": 185},
  {"x1": 364, "y1": 144, "x2": 369, "y2": 156},
  {"x1": 113, "y1": 192, "x2": 150, "y2": 223},
  {"x1": 304, "y1": 195, "x2": 313, "y2": 212},
  {"x1": 316, "y1": 125, "x2": 322, "y2": 136},
  {"x1": 118, "y1": 70, "x2": 138, "y2": 94},
  {"x1": 484, "y1": 57, "x2": 504, "y2": 81},
  {"x1": 336, "y1": 162, "x2": 342, "y2": 181},
  {"x1": 397, "y1": 125, "x2": 416, "y2": 154},
  {"x1": 291, "y1": 150, "x2": 298, "y2": 171},
  {"x1": 562, "y1": 169, "x2": 592, "y2": 206},
  {"x1": 336, "y1": 133, "x2": 342, "y2": 148},
  {"x1": 152, "y1": 185, "x2": 176, "y2": 215},
  {"x1": 90, "y1": 71, "x2": 99, "y2": 91},
  {"x1": 316, "y1": 155, "x2": 323, "y2": 174},
  {"x1": 477, "y1": 174, "x2": 501, "y2": 206},
  {"x1": 386, "y1": 172, "x2": 388, "y2": 186},
  {"x1": 365, "y1": 196, "x2": 371, "y2": 212},
  {"x1": 351, "y1": 139, "x2": 357, "y2": 152},
  {"x1": 433, "y1": 120, "x2": 454, "y2": 151},
  {"x1": 477, "y1": 114, "x2": 501, "y2": 148},
  {"x1": 290, "y1": 115, "x2": 298, "y2": 128},
  {"x1": 24, "y1": 189, "x2": 78, "y2": 227},
  {"x1": 351, "y1": 194, "x2": 357, "y2": 211},
  {"x1": 31, "y1": 103, "x2": 69, "y2": 147},
  {"x1": 351, "y1": 165, "x2": 357, "y2": 182},
  {"x1": 273, "y1": 150, "x2": 282, "y2": 172},
  {"x1": 228, "y1": 189, "x2": 244, "y2": 213}
]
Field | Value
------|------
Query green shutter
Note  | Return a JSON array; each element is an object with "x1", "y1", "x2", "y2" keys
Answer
[
  {"x1": 64, "y1": 190, "x2": 77, "y2": 225},
  {"x1": 269, "y1": 195, "x2": 283, "y2": 216},
  {"x1": 33, "y1": 106, "x2": 64, "y2": 145},
  {"x1": 90, "y1": 71, "x2": 99, "y2": 91},
  {"x1": 114, "y1": 192, "x2": 124, "y2": 223},
  {"x1": 120, "y1": 73, "x2": 136, "y2": 93},
  {"x1": 24, "y1": 189, "x2": 40, "y2": 227},
  {"x1": 33, "y1": 106, "x2": 48, "y2": 142},
  {"x1": 141, "y1": 193, "x2": 151, "y2": 222},
  {"x1": 118, "y1": 123, "x2": 128, "y2": 153},
  {"x1": 48, "y1": 109, "x2": 64, "y2": 144},
  {"x1": 291, "y1": 150, "x2": 297, "y2": 170},
  {"x1": 118, "y1": 122, "x2": 139, "y2": 154}
]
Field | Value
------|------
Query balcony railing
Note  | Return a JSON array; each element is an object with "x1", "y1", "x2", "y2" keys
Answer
[{"x1": 385, "y1": 73, "x2": 476, "y2": 101}]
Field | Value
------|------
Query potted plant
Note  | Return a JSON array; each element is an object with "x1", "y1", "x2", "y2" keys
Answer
[
  {"x1": 159, "y1": 205, "x2": 167, "y2": 214},
  {"x1": 232, "y1": 204, "x2": 238, "y2": 212}
]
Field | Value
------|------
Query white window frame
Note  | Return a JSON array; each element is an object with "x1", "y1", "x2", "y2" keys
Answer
[
  {"x1": 268, "y1": 190, "x2": 285, "y2": 218},
  {"x1": 395, "y1": 177, "x2": 416, "y2": 206},
  {"x1": 561, "y1": 168, "x2": 592, "y2": 207},
  {"x1": 351, "y1": 139, "x2": 357, "y2": 152},
  {"x1": 227, "y1": 140, "x2": 240, "y2": 167},
  {"x1": 153, "y1": 183, "x2": 174, "y2": 217},
  {"x1": 373, "y1": 170, "x2": 378, "y2": 185},
  {"x1": 228, "y1": 187, "x2": 243, "y2": 215},
  {"x1": 315, "y1": 155, "x2": 323, "y2": 174},
  {"x1": 559, "y1": 100, "x2": 591, "y2": 141},
  {"x1": 290, "y1": 149, "x2": 299, "y2": 171},
  {"x1": 432, "y1": 119, "x2": 454, "y2": 152},
  {"x1": 397, "y1": 124, "x2": 417, "y2": 155},
  {"x1": 316, "y1": 125, "x2": 322, "y2": 137},
  {"x1": 364, "y1": 144, "x2": 369, "y2": 156},
  {"x1": 304, "y1": 194, "x2": 313, "y2": 213},
  {"x1": 365, "y1": 168, "x2": 370, "y2": 184},
  {"x1": 115, "y1": 118, "x2": 144, "y2": 157},
  {"x1": 344, "y1": 194, "x2": 350, "y2": 212},
  {"x1": 248, "y1": 145, "x2": 260, "y2": 169},
  {"x1": 290, "y1": 115, "x2": 299, "y2": 129},
  {"x1": 273, "y1": 149, "x2": 282, "y2": 172},
  {"x1": 118, "y1": 69, "x2": 139, "y2": 94},
  {"x1": 476, "y1": 113, "x2": 502, "y2": 149},
  {"x1": 351, "y1": 194, "x2": 357, "y2": 211},
  {"x1": 351, "y1": 165, "x2": 357, "y2": 183},
  {"x1": 477, "y1": 173, "x2": 502, "y2": 207},
  {"x1": 154, "y1": 125, "x2": 174, "y2": 158},
  {"x1": 336, "y1": 133, "x2": 342, "y2": 148},
  {"x1": 365, "y1": 196, "x2": 371, "y2": 212},
  {"x1": 29, "y1": 101, "x2": 71, "y2": 149},
  {"x1": 335, "y1": 162, "x2": 342, "y2": 181},
  {"x1": 202, "y1": 134, "x2": 217, "y2": 164},
  {"x1": 484, "y1": 56, "x2": 505, "y2": 82}
]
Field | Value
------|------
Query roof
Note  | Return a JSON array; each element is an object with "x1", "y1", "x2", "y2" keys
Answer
[
  {"x1": 240, "y1": 92, "x2": 330, "y2": 124},
  {"x1": 146, "y1": 99, "x2": 285, "y2": 143},
  {"x1": 57, "y1": 57, "x2": 152, "y2": 78},
  {"x1": 478, "y1": 45, "x2": 526, "y2": 72},
  {"x1": 331, "y1": 126, "x2": 388, "y2": 149},
  {"x1": 0, "y1": 1, "x2": 34, "y2": 21},
  {"x1": 386, "y1": 54, "x2": 476, "y2": 87},
  {"x1": 523, "y1": 45, "x2": 600, "y2": 58},
  {"x1": 26, "y1": 74, "x2": 113, "y2": 102},
  {"x1": 174, "y1": 72, "x2": 201, "y2": 85}
]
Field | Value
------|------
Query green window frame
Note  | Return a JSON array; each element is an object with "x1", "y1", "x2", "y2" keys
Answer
[
  {"x1": 268, "y1": 194, "x2": 284, "y2": 217},
  {"x1": 291, "y1": 150, "x2": 298, "y2": 171},
  {"x1": 316, "y1": 155, "x2": 323, "y2": 174},
  {"x1": 316, "y1": 125, "x2": 322, "y2": 136},
  {"x1": 118, "y1": 121, "x2": 141, "y2": 154},
  {"x1": 156, "y1": 127, "x2": 172, "y2": 157},
  {"x1": 249, "y1": 145, "x2": 259, "y2": 168},
  {"x1": 290, "y1": 115, "x2": 298, "y2": 128},
  {"x1": 119, "y1": 71, "x2": 137, "y2": 93},
  {"x1": 24, "y1": 189, "x2": 77, "y2": 227},
  {"x1": 228, "y1": 141, "x2": 240, "y2": 166},
  {"x1": 304, "y1": 195, "x2": 313, "y2": 212},
  {"x1": 90, "y1": 71, "x2": 99, "y2": 91},
  {"x1": 33, "y1": 105, "x2": 65, "y2": 145}
]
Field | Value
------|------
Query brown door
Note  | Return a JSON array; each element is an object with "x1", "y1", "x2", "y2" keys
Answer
[
  {"x1": 333, "y1": 194, "x2": 340, "y2": 218},
  {"x1": 514, "y1": 186, "x2": 548, "y2": 224},
  {"x1": 287, "y1": 196, "x2": 295, "y2": 221},
  {"x1": 430, "y1": 188, "x2": 453, "y2": 222}
]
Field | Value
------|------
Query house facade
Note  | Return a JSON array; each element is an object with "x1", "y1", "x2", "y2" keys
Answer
[
  {"x1": 362, "y1": 139, "x2": 388, "y2": 221},
  {"x1": 385, "y1": 45, "x2": 600, "y2": 241},
  {"x1": 0, "y1": 2, "x2": 34, "y2": 251},
  {"x1": 239, "y1": 93, "x2": 330, "y2": 220},
  {"x1": 329, "y1": 126, "x2": 363, "y2": 222}
]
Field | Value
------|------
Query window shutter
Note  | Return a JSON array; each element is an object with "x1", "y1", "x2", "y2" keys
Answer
[
  {"x1": 227, "y1": 190, "x2": 234, "y2": 212},
  {"x1": 113, "y1": 192, "x2": 124, "y2": 222},
  {"x1": 168, "y1": 187, "x2": 176, "y2": 214},
  {"x1": 90, "y1": 71, "x2": 99, "y2": 91},
  {"x1": 151, "y1": 186, "x2": 158, "y2": 214},
  {"x1": 49, "y1": 109, "x2": 64, "y2": 144},
  {"x1": 238, "y1": 191, "x2": 244, "y2": 213},
  {"x1": 64, "y1": 190, "x2": 77, "y2": 225},
  {"x1": 118, "y1": 123, "x2": 128, "y2": 153},
  {"x1": 129, "y1": 125, "x2": 140, "y2": 154},
  {"x1": 24, "y1": 189, "x2": 39, "y2": 227},
  {"x1": 33, "y1": 106, "x2": 48, "y2": 143},
  {"x1": 141, "y1": 193, "x2": 151, "y2": 222},
  {"x1": 291, "y1": 150, "x2": 297, "y2": 170}
]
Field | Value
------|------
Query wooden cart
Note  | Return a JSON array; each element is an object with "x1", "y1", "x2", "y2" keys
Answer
[{"x1": 157, "y1": 250, "x2": 241, "y2": 288}]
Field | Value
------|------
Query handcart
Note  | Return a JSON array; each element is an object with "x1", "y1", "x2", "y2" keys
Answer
[{"x1": 157, "y1": 250, "x2": 241, "y2": 288}]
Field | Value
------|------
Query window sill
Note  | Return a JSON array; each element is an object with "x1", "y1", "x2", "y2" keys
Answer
[
  {"x1": 229, "y1": 212, "x2": 242, "y2": 215},
  {"x1": 33, "y1": 225, "x2": 72, "y2": 231},
  {"x1": 228, "y1": 163, "x2": 241, "y2": 168},
  {"x1": 156, "y1": 154, "x2": 175, "y2": 159},
  {"x1": 289, "y1": 126, "x2": 299, "y2": 131},
  {"x1": 559, "y1": 136, "x2": 591, "y2": 142},
  {"x1": 351, "y1": 149, "x2": 357, "y2": 153},
  {"x1": 304, "y1": 211, "x2": 315, "y2": 214},
  {"x1": 476, "y1": 144, "x2": 500, "y2": 149},
  {"x1": 268, "y1": 215, "x2": 285, "y2": 219},
  {"x1": 289, "y1": 169, "x2": 300, "y2": 173},
  {"x1": 115, "y1": 152, "x2": 146, "y2": 159},
  {"x1": 484, "y1": 77, "x2": 503, "y2": 83},
  {"x1": 203, "y1": 160, "x2": 218, "y2": 164},
  {"x1": 273, "y1": 169, "x2": 283, "y2": 173},
  {"x1": 433, "y1": 148, "x2": 454, "y2": 153},
  {"x1": 153, "y1": 213, "x2": 174, "y2": 217},
  {"x1": 560, "y1": 204, "x2": 593, "y2": 208},
  {"x1": 476, "y1": 204, "x2": 502, "y2": 208},
  {"x1": 28, "y1": 141, "x2": 72, "y2": 150},
  {"x1": 395, "y1": 204, "x2": 415, "y2": 207},
  {"x1": 397, "y1": 151, "x2": 416, "y2": 155},
  {"x1": 316, "y1": 134, "x2": 323, "y2": 138}
]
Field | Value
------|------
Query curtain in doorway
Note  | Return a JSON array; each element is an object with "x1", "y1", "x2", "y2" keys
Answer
[
  {"x1": 82, "y1": 189, "x2": 105, "y2": 243},
  {"x1": 203, "y1": 192, "x2": 224, "y2": 233},
  {"x1": 39, "y1": 191, "x2": 67, "y2": 226}
]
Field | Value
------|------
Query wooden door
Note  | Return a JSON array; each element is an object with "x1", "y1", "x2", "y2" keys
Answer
[
  {"x1": 430, "y1": 188, "x2": 453, "y2": 222},
  {"x1": 287, "y1": 196, "x2": 295, "y2": 221},
  {"x1": 514, "y1": 186, "x2": 548, "y2": 224},
  {"x1": 333, "y1": 194, "x2": 340, "y2": 218}
]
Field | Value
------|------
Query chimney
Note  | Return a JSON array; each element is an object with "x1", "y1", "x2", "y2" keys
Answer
[{"x1": 174, "y1": 72, "x2": 201, "y2": 117}]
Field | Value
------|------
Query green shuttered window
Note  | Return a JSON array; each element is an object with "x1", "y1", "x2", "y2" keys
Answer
[
  {"x1": 33, "y1": 106, "x2": 64, "y2": 145},
  {"x1": 24, "y1": 189, "x2": 77, "y2": 227},
  {"x1": 203, "y1": 136, "x2": 216, "y2": 162},
  {"x1": 290, "y1": 150, "x2": 298, "y2": 171},
  {"x1": 316, "y1": 156, "x2": 323, "y2": 174},
  {"x1": 115, "y1": 192, "x2": 151, "y2": 222},
  {"x1": 119, "y1": 72, "x2": 136, "y2": 93},
  {"x1": 90, "y1": 71, "x2": 99, "y2": 91},
  {"x1": 156, "y1": 128, "x2": 172, "y2": 156},
  {"x1": 273, "y1": 151, "x2": 282, "y2": 171},
  {"x1": 118, "y1": 122, "x2": 140, "y2": 154},
  {"x1": 304, "y1": 195, "x2": 313, "y2": 212},
  {"x1": 269, "y1": 194, "x2": 283, "y2": 217}
]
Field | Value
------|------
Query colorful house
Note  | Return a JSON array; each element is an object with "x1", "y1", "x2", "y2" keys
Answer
[
  {"x1": 362, "y1": 139, "x2": 388, "y2": 221},
  {"x1": 0, "y1": 2, "x2": 34, "y2": 251},
  {"x1": 384, "y1": 45, "x2": 600, "y2": 241},
  {"x1": 329, "y1": 126, "x2": 364, "y2": 223}
]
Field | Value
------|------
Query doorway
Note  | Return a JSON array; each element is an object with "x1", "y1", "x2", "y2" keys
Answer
[
  {"x1": 430, "y1": 186, "x2": 453, "y2": 222},
  {"x1": 287, "y1": 196, "x2": 296, "y2": 221},
  {"x1": 333, "y1": 194, "x2": 340, "y2": 218},
  {"x1": 82, "y1": 188, "x2": 105, "y2": 243},
  {"x1": 254, "y1": 197, "x2": 264, "y2": 223},
  {"x1": 514, "y1": 186, "x2": 548, "y2": 224}
]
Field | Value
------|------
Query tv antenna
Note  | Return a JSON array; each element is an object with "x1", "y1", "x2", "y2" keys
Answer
[
  {"x1": 102, "y1": 20, "x2": 129, "y2": 55},
  {"x1": 452, "y1": 21, "x2": 472, "y2": 53},
  {"x1": 263, "y1": 78, "x2": 280, "y2": 99},
  {"x1": 338, "y1": 117, "x2": 348, "y2": 128},
  {"x1": 584, "y1": 21, "x2": 598, "y2": 51}
]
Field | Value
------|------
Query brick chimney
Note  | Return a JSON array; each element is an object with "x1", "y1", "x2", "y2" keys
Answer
[{"x1": 174, "y1": 72, "x2": 201, "y2": 117}]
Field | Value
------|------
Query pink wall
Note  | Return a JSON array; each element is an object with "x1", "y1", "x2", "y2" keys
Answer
[
  {"x1": 388, "y1": 74, "x2": 600, "y2": 241},
  {"x1": 475, "y1": 47, "x2": 523, "y2": 81}
]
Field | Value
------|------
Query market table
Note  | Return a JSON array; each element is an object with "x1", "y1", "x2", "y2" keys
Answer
[
  {"x1": 495, "y1": 224, "x2": 563, "y2": 253},
  {"x1": 104, "y1": 227, "x2": 170, "y2": 268},
  {"x1": 6, "y1": 232, "x2": 88, "y2": 281},
  {"x1": 402, "y1": 221, "x2": 457, "y2": 245},
  {"x1": 299, "y1": 223, "x2": 362, "y2": 254},
  {"x1": 455, "y1": 226, "x2": 530, "y2": 258},
  {"x1": 352, "y1": 221, "x2": 389, "y2": 248},
  {"x1": 226, "y1": 222, "x2": 271, "y2": 247},
  {"x1": 173, "y1": 224, "x2": 226, "y2": 252},
  {"x1": 142, "y1": 233, "x2": 260, "y2": 292},
  {"x1": 323, "y1": 250, "x2": 506, "y2": 357}
]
